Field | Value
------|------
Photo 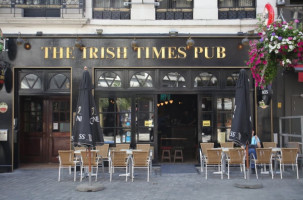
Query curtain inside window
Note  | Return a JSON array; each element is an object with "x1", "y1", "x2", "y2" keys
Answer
[
  {"x1": 94, "y1": 0, "x2": 124, "y2": 8},
  {"x1": 219, "y1": 0, "x2": 234, "y2": 8},
  {"x1": 238, "y1": 0, "x2": 253, "y2": 7}
]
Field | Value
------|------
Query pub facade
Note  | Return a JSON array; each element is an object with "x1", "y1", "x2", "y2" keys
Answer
[{"x1": 0, "y1": 0, "x2": 302, "y2": 172}]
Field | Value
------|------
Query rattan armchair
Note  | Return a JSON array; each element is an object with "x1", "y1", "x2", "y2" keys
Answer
[
  {"x1": 200, "y1": 142, "x2": 214, "y2": 172},
  {"x1": 115, "y1": 144, "x2": 130, "y2": 151},
  {"x1": 80, "y1": 151, "x2": 99, "y2": 182},
  {"x1": 58, "y1": 150, "x2": 78, "y2": 182},
  {"x1": 96, "y1": 144, "x2": 110, "y2": 173},
  {"x1": 263, "y1": 142, "x2": 277, "y2": 148},
  {"x1": 205, "y1": 149, "x2": 223, "y2": 180},
  {"x1": 252, "y1": 148, "x2": 274, "y2": 179},
  {"x1": 278, "y1": 148, "x2": 299, "y2": 179},
  {"x1": 220, "y1": 142, "x2": 235, "y2": 148},
  {"x1": 109, "y1": 150, "x2": 130, "y2": 182},
  {"x1": 131, "y1": 151, "x2": 151, "y2": 182},
  {"x1": 226, "y1": 148, "x2": 246, "y2": 179}
]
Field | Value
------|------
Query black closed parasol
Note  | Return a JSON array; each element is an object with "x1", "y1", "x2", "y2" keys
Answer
[
  {"x1": 72, "y1": 66, "x2": 104, "y2": 192},
  {"x1": 230, "y1": 69, "x2": 252, "y2": 146}
]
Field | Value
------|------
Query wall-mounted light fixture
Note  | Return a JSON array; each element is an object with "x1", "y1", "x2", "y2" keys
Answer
[
  {"x1": 131, "y1": 38, "x2": 138, "y2": 51},
  {"x1": 75, "y1": 37, "x2": 85, "y2": 51},
  {"x1": 242, "y1": 37, "x2": 249, "y2": 46},
  {"x1": 186, "y1": 34, "x2": 195, "y2": 50},
  {"x1": 24, "y1": 40, "x2": 31, "y2": 50},
  {"x1": 237, "y1": 43, "x2": 243, "y2": 50},
  {"x1": 169, "y1": 30, "x2": 178, "y2": 37},
  {"x1": 36, "y1": 31, "x2": 43, "y2": 36},
  {"x1": 16, "y1": 32, "x2": 24, "y2": 46},
  {"x1": 96, "y1": 29, "x2": 103, "y2": 35}
]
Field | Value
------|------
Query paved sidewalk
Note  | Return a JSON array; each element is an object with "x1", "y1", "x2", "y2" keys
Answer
[{"x1": 0, "y1": 164, "x2": 303, "y2": 200}]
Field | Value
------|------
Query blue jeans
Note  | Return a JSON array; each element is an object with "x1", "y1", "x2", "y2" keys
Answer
[{"x1": 248, "y1": 148, "x2": 256, "y2": 169}]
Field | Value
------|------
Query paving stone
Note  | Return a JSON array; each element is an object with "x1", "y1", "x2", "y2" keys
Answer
[{"x1": 0, "y1": 165, "x2": 302, "y2": 200}]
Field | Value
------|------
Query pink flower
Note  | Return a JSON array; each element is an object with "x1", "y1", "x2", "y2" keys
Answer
[
  {"x1": 295, "y1": 19, "x2": 299, "y2": 23},
  {"x1": 288, "y1": 37, "x2": 293, "y2": 40}
]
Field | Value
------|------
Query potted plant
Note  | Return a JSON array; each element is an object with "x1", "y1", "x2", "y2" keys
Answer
[{"x1": 247, "y1": 18, "x2": 303, "y2": 88}]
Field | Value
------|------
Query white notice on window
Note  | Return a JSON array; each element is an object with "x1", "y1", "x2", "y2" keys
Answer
[{"x1": 53, "y1": 123, "x2": 58, "y2": 130}]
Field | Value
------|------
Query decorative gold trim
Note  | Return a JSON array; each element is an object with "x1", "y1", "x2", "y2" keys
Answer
[{"x1": 15, "y1": 4, "x2": 61, "y2": 8}]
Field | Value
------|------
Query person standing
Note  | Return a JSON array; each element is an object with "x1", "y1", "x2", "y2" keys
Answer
[{"x1": 249, "y1": 130, "x2": 261, "y2": 172}]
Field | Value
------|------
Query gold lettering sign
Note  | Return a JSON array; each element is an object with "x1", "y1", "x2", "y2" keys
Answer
[{"x1": 41, "y1": 46, "x2": 227, "y2": 60}]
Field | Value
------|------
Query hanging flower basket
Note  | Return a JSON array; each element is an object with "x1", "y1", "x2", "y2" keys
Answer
[{"x1": 247, "y1": 19, "x2": 303, "y2": 88}]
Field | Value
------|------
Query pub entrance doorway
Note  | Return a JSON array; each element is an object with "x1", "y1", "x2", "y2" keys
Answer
[
  {"x1": 158, "y1": 94, "x2": 198, "y2": 163},
  {"x1": 19, "y1": 96, "x2": 71, "y2": 163}
]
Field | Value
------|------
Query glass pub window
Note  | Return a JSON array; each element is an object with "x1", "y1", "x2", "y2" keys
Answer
[
  {"x1": 98, "y1": 72, "x2": 122, "y2": 88},
  {"x1": 130, "y1": 72, "x2": 153, "y2": 88},
  {"x1": 218, "y1": 0, "x2": 256, "y2": 19},
  {"x1": 216, "y1": 97, "x2": 235, "y2": 143},
  {"x1": 20, "y1": 73, "x2": 42, "y2": 89},
  {"x1": 162, "y1": 72, "x2": 186, "y2": 88},
  {"x1": 49, "y1": 74, "x2": 70, "y2": 90},
  {"x1": 99, "y1": 97, "x2": 132, "y2": 144},
  {"x1": 226, "y1": 72, "x2": 239, "y2": 87},
  {"x1": 135, "y1": 96, "x2": 154, "y2": 142},
  {"x1": 194, "y1": 72, "x2": 218, "y2": 87},
  {"x1": 52, "y1": 101, "x2": 70, "y2": 132},
  {"x1": 23, "y1": 98, "x2": 43, "y2": 132},
  {"x1": 156, "y1": 0, "x2": 193, "y2": 20}
]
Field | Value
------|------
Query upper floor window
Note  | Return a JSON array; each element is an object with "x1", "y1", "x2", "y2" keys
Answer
[
  {"x1": 93, "y1": 0, "x2": 130, "y2": 19},
  {"x1": 218, "y1": 0, "x2": 256, "y2": 19},
  {"x1": 156, "y1": 0, "x2": 193, "y2": 20},
  {"x1": 1, "y1": 0, "x2": 84, "y2": 18}
]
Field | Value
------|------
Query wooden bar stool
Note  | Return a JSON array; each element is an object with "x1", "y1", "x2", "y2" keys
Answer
[
  {"x1": 161, "y1": 146, "x2": 172, "y2": 162},
  {"x1": 174, "y1": 147, "x2": 183, "y2": 162}
]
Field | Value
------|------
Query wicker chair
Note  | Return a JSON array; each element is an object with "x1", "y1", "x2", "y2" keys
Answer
[
  {"x1": 200, "y1": 143, "x2": 214, "y2": 172},
  {"x1": 278, "y1": 148, "x2": 299, "y2": 179},
  {"x1": 80, "y1": 151, "x2": 99, "y2": 182},
  {"x1": 252, "y1": 148, "x2": 274, "y2": 179},
  {"x1": 220, "y1": 142, "x2": 234, "y2": 148},
  {"x1": 226, "y1": 148, "x2": 246, "y2": 179},
  {"x1": 115, "y1": 144, "x2": 130, "y2": 151},
  {"x1": 263, "y1": 142, "x2": 277, "y2": 148},
  {"x1": 131, "y1": 151, "x2": 151, "y2": 182},
  {"x1": 109, "y1": 150, "x2": 130, "y2": 182},
  {"x1": 205, "y1": 149, "x2": 223, "y2": 180},
  {"x1": 96, "y1": 144, "x2": 110, "y2": 173},
  {"x1": 58, "y1": 150, "x2": 77, "y2": 182},
  {"x1": 136, "y1": 144, "x2": 150, "y2": 151}
]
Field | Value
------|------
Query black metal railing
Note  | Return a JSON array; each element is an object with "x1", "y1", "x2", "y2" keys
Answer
[{"x1": 218, "y1": 7, "x2": 256, "y2": 19}]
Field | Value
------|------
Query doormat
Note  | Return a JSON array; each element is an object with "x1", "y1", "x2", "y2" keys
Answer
[{"x1": 160, "y1": 163, "x2": 198, "y2": 174}]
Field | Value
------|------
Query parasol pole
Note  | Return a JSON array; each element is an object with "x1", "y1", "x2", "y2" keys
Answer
[
  {"x1": 246, "y1": 140, "x2": 250, "y2": 180},
  {"x1": 88, "y1": 146, "x2": 92, "y2": 186}
]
